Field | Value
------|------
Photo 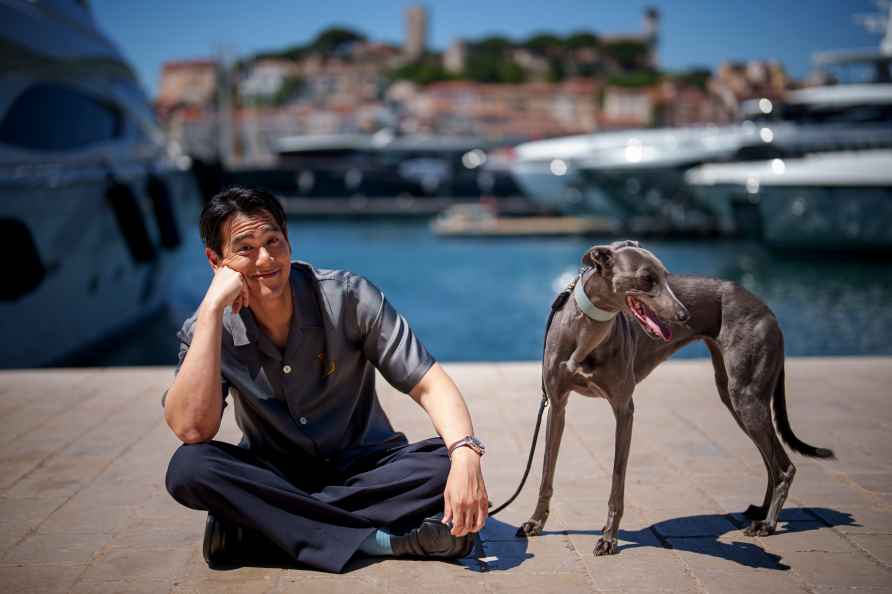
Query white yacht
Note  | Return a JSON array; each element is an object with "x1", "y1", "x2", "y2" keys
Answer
[
  {"x1": 685, "y1": 150, "x2": 892, "y2": 250},
  {"x1": 685, "y1": 8, "x2": 892, "y2": 250},
  {"x1": 510, "y1": 7, "x2": 892, "y2": 236},
  {"x1": 509, "y1": 112, "x2": 763, "y2": 235},
  {"x1": 0, "y1": 0, "x2": 203, "y2": 367}
]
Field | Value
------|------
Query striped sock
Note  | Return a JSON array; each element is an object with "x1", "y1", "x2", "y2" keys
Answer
[{"x1": 358, "y1": 529, "x2": 393, "y2": 556}]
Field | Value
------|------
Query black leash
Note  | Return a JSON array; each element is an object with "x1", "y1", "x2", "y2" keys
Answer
[{"x1": 488, "y1": 281, "x2": 574, "y2": 517}]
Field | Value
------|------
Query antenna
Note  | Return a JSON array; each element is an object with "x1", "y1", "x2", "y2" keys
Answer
[{"x1": 853, "y1": 0, "x2": 892, "y2": 54}]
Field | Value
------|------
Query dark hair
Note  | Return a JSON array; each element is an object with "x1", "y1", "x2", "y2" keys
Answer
[{"x1": 199, "y1": 186, "x2": 288, "y2": 256}]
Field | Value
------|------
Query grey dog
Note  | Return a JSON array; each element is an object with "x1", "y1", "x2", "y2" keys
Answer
[{"x1": 518, "y1": 240, "x2": 834, "y2": 556}]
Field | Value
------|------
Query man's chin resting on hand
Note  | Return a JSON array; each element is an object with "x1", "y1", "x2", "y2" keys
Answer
[{"x1": 161, "y1": 186, "x2": 488, "y2": 573}]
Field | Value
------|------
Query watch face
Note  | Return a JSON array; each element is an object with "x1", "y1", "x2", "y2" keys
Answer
[{"x1": 469, "y1": 437, "x2": 485, "y2": 452}]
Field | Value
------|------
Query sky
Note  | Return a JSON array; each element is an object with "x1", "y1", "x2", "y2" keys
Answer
[{"x1": 90, "y1": 0, "x2": 887, "y2": 97}]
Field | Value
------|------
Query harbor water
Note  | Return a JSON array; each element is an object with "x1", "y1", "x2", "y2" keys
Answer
[{"x1": 64, "y1": 217, "x2": 892, "y2": 367}]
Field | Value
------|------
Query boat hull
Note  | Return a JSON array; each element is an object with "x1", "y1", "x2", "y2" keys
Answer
[
  {"x1": 719, "y1": 185, "x2": 892, "y2": 251},
  {"x1": 0, "y1": 168, "x2": 201, "y2": 368}
]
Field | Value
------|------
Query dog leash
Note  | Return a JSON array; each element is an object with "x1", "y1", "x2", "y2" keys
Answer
[{"x1": 488, "y1": 276, "x2": 577, "y2": 516}]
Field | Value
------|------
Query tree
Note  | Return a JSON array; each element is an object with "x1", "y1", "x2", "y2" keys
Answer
[
  {"x1": 670, "y1": 68, "x2": 711, "y2": 91},
  {"x1": 606, "y1": 70, "x2": 660, "y2": 88},
  {"x1": 474, "y1": 36, "x2": 514, "y2": 53},
  {"x1": 309, "y1": 27, "x2": 367, "y2": 56},
  {"x1": 602, "y1": 39, "x2": 651, "y2": 70},
  {"x1": 390, "y1": 57, "x2": 455, "y2": 86},
  {"x1": 254, "y1": 44, "x2": 305, "y2": 62},
  {"x1": 547, "y1": 57, "x2": 566, "y2": 83},
  {"x1": 464, "y1": 37, "x2": 526, "y2": 83},
  {"x1": 565, "y1": 31, "x2": 600, "y2": 50},
  {"x1": 525, "y1": 32, "x2": 563, "y2": 54},
  {"x1": 272, "y1": 76, "x2": 305, "y2": 106}
]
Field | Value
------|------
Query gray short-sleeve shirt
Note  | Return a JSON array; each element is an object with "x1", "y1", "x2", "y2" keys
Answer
[{"x1": 163, "y1": 260, "x2": 436, "y2": 462}]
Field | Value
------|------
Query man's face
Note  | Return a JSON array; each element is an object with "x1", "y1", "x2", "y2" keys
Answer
[{"x1": 209, "y1": 210, "x2": 292, "y2": 302}]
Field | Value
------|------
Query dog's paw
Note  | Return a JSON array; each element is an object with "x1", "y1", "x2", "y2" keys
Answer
[
  {"x1": 743, "y1": 504, "x2": 767, "y2": 521},
  {"x1": 517, "y1": 520, "x2": 545, "y2": 537},
  {"x1": 559, "y1": 360, "x2": 577, "y2": 376},
  {"x1": 744, "y1": 521, "x2": 775, "y2": 537},
  {"x1": 559, "y1": 360, "x2": 596, "y2": 382},
  {"x1": 593, "y1": 537, "x2": 617, "y2": 556}
]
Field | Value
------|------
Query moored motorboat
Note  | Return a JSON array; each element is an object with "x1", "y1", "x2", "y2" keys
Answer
[
  {"x1": 685, "y1": 149, "x2": 892, "y2": 251},
  {"x1": 0, "y1": 0, "x2": 203, "y2": 367}
]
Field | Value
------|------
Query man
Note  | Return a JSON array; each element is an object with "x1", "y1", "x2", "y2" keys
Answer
[{"x1": 162, "y1": 187, "x2": 488, "y2": 573}]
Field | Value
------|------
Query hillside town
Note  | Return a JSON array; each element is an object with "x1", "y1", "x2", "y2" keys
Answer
[{"x1": 155, "y1": 6, "x2": 799, "y2": 165}]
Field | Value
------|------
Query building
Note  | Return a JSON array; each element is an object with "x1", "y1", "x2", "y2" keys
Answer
[
  {"x1": 404, "y1": 5, "x2": 427, "y2": 61},
  {"x1": 405, "y1": 79, "x2": 601, "y2": 139},
  {"x1": 444, "y1": 39, "x2": 466, "y2": 74},
  {"x1": 601, "y1": 86, "x2": 655, "y2": 128},
  {"x1": 155, "y1": 59, "x2": 218, "y2": 117},
  {"x1": 239, "y1": 58, "x2": 301, "y2": 102},
  {"x1": 708, "y1": 60, "x2": 790, "y2": 121}
]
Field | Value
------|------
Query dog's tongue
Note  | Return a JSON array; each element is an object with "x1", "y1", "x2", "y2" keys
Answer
[
  {"x1": 627, "y1": 296, "x2": 673, "y2": 342},
  {"x1": 644, "y1": 314, "x2": 671, "y2": 341},
  {"x1": 640, "y1": 306, "x2": 672, "y2": 342}
]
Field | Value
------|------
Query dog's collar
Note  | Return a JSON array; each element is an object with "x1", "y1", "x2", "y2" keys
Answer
[{"x1": 574, "y1": 273, "x2": 618, "y2": 322}]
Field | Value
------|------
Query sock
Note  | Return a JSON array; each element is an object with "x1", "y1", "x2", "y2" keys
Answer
[{"x1": 358, "y1": 529, "x2": 394, "y2": 556}]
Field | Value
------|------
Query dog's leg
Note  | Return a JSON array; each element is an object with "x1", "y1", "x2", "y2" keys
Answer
[
  {"x1": 518, "y1": 391, "x2": 569, "y2": 537},
  {"x1": 561, "y1": 320, "x2": 602, "y2": 377},
  {"x1": 706, "y1": 339, "x2": 771, "y2": 521},
  {"x1": 723, "y1": 354, "x2": 796, "y2": 537},
  {"x1": 738, "y1": 405, "x2": 796, "y2": 537},
  {"x1": 595, "y1": 397, "x2": 634, "y2": 556}
]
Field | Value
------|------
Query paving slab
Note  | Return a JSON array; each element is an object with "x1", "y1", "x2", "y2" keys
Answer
[{"x1": 1, "y1": 358, "x2": 891, "y2": 593}]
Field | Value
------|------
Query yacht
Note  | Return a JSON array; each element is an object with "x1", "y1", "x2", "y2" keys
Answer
[
  {"x1": 685, "y1": 8, "x2": 892, "y2": 250},
  {"x1": 685, "y1": 150, "x2": 892, "y2": 250},
  {"x1": 0, "y1": 0, "x2": 203, "y2": 367},
  {"x1": 509, "y1": 114, "x2": 763, "y2": 234},
  {"x1": 273, "y1": 132, "x2": 520, "y2": 198},
  {"x1": 510, "y1": 9, "x2": 892, "y2": 236}
]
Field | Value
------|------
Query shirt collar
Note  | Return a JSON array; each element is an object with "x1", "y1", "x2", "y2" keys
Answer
[{"x1": 224, "y1": 262, "x2": 322, "y2": 351}]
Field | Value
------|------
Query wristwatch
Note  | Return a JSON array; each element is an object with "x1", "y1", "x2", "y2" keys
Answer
[{"x1": 447, "y1": 435, "x2": 485, "y2": 458}]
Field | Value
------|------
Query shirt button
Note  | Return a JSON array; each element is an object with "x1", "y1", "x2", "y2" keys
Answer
[
  {"x1": 283, "y1": 365, "x2": 292, "y2": 374},
  {"x1": 299, "y1": 416, "x2": 308, "y2": 425}
]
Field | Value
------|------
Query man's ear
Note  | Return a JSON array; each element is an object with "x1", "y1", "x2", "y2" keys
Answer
[
  {"x1": 206, "y1": 247, "x2": 221, "y2": 271},
  {"x1": 581, "y1": 245, "x2": 614, "y2": 274}
]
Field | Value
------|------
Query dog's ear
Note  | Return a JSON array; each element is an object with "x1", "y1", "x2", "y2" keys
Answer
[
  {"x1": 610, "y1": 239, "x2": 640, "y2": 250},
  {"x1": 582, "y1": 246, "x2": 614, "y2": 272}
]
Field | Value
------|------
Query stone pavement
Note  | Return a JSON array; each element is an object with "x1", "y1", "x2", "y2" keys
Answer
[{"x1": 1, "y1": 358, "x2": 891, "y2": 593}]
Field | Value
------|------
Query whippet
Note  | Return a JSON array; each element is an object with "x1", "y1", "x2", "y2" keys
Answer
[{"x1": 518, "y1": 240, "x2": 834, "y2": 556}]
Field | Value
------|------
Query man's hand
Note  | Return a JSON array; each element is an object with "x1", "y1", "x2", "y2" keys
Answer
[
  {"x1": 204, "y1": 261, "x2": 250, "y2": 315},
  {"x1": 164, "y1": 260, "x2": 244, "y2": 444},
  {"x1": 442, "y1": 447, "x2": 488, "y2": 537}
]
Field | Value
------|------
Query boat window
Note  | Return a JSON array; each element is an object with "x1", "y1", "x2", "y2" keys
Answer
[
  {"x1": 0, "y1": 84, "x2": 123, "y2": 150},
  {"x1": 780, "y1": 103, "x2": 892, "y2": 125}
]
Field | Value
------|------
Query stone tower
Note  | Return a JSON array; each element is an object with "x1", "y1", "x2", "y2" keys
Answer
[
  {"x1": 643, "y1": 7, "x2": 660, "y2": 67},
  {"x1": 405, "y1": 5, "x2": 427, "y2": 61}
]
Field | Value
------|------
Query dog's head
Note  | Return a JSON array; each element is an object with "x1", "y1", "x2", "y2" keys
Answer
[{"x1": 581, "y1": 240, "x2": 689, "y2": 342}]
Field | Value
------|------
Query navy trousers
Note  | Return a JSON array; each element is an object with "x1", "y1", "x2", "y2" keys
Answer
[{"x1": 164, "y1": 436, "x2": 450, "y2": 573}]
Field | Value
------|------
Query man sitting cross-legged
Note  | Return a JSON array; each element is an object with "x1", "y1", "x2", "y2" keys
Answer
[{"x1": 162, "y1": 186, "x2": 488, "y2": 573}]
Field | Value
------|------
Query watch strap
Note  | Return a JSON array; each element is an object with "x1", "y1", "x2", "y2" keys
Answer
[{"x1": 447, "y1": 436, "x2": 484, "y2": 457}]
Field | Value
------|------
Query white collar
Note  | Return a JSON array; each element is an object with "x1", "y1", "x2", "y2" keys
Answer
[{"x1": 574, "y1": 272, "x2": 618, "y2": 322}]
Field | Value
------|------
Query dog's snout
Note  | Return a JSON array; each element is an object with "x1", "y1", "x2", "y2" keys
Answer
[{"x1": 676, "y1": 307, "x2": 690, "y2": 323}]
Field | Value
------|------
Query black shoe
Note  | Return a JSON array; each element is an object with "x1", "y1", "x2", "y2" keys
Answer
[
  {"x1": 390, "y1": 515, "x2": 476, "y2": 559},
  {"x1": 202, "y1": 512, "x2": 244, "y2": 568}
]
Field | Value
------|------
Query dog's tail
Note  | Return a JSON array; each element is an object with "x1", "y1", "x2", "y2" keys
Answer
[{"x1": 773, "y1": 369, "x2": 835, "y2": 459}]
